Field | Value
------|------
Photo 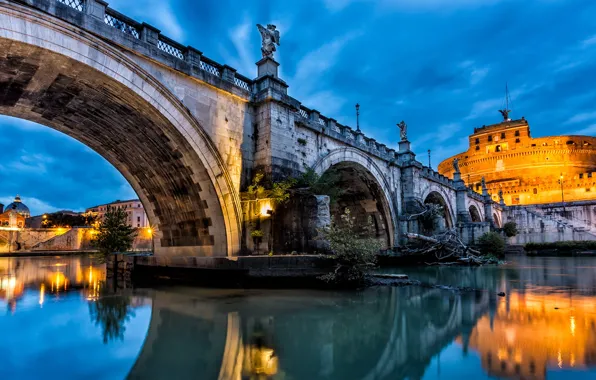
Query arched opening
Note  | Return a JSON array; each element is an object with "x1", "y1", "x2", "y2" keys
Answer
[
  {"x1": 318, "y1": 162, "x2": 393, "y2": 249},
  {"x1": 493, "y1": 213, "x2": 501, "y2": 228},
  {"x1": 422, "y1": 191, "x2": 453, "y2": 235},
  {"x1": 0, "y1": 33, "x2": 237, "y2": 256},
  {"x1": 469, "y1": 205, "x2": 482, "y2": 222}
]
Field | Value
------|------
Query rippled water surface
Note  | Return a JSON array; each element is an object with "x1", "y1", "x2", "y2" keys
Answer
[{"x1": 1, "y1": 255, "x2": 596, "y2": 379}]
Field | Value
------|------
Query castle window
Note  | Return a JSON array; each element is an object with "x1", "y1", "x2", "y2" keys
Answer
[
  {"x1": 476, "y1": 146, "x2": 480, "y2": 151},
  {"x1": 533, "y1": 188, "x2": 538, "y2": 194},
  {"x1": 516, "y1": 138, "x2": 520, "y2": 143},
  {"x1": 488, "y1": 135, "x2": 493, "y2": 142},
  {"x1": 588, "y1": 173, "x2": 593, "y2": 178},
  {"x1": 515, "y1": 130, "x2": 520, "y2": 137},
  {"x1": 495, "y1": 145, "x2": 502, "y2": 152},
  {"x1": 475, "y1": 138, "x2": 479, "y2": 144},
  {"x1": 566, "y1": 140, "x2": 575, "y2": 145},
  {"x1": 531, "y1": 144, "x2": 536, "y2": 147},
  {"x1": 580, "y1": 173, "x2": 584, "y2": 179},
  {"x1": 501, "y1": 132, "x2": 505, "y2": 138},
  {"x1": 587, "y1": 188, "x2": 591, "y2": 192}
]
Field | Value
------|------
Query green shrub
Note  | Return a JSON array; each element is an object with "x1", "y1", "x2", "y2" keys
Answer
[
  {"x1": 525, "y1": 241, "x2": 596, "y2": 252},
  {"x1": 503, "y1": 222, "x2": 518, "y2": 237},
  {"x1": 477, "y1": 231, "x2": 505, "y2": 258},
  {"x1": 250, "y1": 229, "x2": 264, "y2": 238},
  {"x1": 297, "y1": 138, "x2": 307, "y2": 146},
  {"x1": 318, "y1": 209, "x2": 381, "y2": 287}
]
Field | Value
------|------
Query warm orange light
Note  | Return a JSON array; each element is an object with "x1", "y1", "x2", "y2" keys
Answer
[
  {"x1": 260, "y1": 201, "x2": 273, "y2": 217},
  {"x1": 147, "y1": 228, "x2": 152, "y2": 235}
]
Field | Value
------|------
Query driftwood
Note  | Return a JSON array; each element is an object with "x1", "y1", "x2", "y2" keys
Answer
[{"x1": 405, "y1": 230, "x2": 495, "y2": 266}]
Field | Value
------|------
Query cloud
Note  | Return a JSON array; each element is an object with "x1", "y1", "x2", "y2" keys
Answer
[
  {"x1": 564, "y1": 111, "x2": 596, "y2": 124},
  {"x1": 571, "y1": 124, "x2": 596, "y2": 135},
  {"x1": 106, "y1": 0, "x2": 184, "y2": 41},
  {"x1": 322, "y1": 0, "x2": 509, "y2": 12},
  {"x1": 0, "y1": 195, "x2": 61, "y2": 216}
]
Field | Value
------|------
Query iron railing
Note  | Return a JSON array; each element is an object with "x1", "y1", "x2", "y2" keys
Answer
[
  {"x1": 200, "y1": 60, "x2": 221, "y2": 77},
  {"x1": 157, "y1": 39, "x2": 184, "y2": 60},
  {"x1": 104, "y1": 12, "x2": 140, "y2": 39},
  {"x1": 57, "y1": 0, "x2": 84, "y2": 11},
  {"x1": 233, "y1": 76, "x2": 251, "y2": 91}
]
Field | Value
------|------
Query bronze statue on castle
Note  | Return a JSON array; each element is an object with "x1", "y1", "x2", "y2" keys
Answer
[{"x1": 499, "y1": 108, "x2": 511, "y2": 121}]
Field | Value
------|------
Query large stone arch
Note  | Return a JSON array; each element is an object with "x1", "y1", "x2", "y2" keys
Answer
[
  {"x1": 0, "y1": 2, "x2": 242, "y2": 256},
  {"x1": 312, "y1": 148, "x2": 397, "y2": 248}
]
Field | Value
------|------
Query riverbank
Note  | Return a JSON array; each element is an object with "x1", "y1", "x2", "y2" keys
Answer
[
  {"x1": 524, "y1": 241, "x2": 596, "y2": 257},
  {"x1": 0, "y1": 250, "x2": 98, "y2": 258}
]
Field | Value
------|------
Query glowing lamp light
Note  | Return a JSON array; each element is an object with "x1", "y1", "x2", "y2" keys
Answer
[
  {"x1": 147, "y1": 228, "x2": 153, "y2": 236},
  {"x1": 260, "y1": 201, "x2": 273, "y2": 217}
]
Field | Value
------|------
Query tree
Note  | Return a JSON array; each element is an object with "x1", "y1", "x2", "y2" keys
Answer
[
  {"x1": 42, "y1": 212, "x2": 96, "y2": 228},
  {"x1": 503, "y1": 222, "x2": 518, "y2": 237},
  {"x1": 477, "y1": 231, "x2": 505, "y2": 258},
  {"x1": 319, "y1": 209, "x2": 381, "y2": 286},
  {"x1": 92, "y1": 207, "x2": 137, "y2": 255}
]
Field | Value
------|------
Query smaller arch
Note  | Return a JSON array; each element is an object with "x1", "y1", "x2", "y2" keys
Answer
[
  {"x1": 469, "y1": 205, "x2": 482, "y2": 222},
  {"x1": 422, "y1": 191, "x2": 453, "y2": 235},
  {"x1": 312, "y1": 148, "x2": 397, "y2": 248},
  {"x1": 493, "y1": 213, "x2": 501, "y2": 228}
]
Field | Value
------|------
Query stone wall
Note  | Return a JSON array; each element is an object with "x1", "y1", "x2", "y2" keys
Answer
[{"x1": 504, "y1": 206, "x2": 596, "y2": 245}]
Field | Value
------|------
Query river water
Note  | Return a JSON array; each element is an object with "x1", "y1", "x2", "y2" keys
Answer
[{"x1": 0, "y1": 255, "x2": 595, "y2": 380}]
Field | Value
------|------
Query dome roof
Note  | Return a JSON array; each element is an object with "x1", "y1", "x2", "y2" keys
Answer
[{"x1": 5, "y1": 195, "x2": 30, "y2": 218}]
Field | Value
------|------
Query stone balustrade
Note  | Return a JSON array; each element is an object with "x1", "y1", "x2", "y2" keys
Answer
[
  {"x1": 51, "y1": 0, "x2": 252, "y2": 94},
  {"x1": 296, "y1": 105, "x2": 399, "y2": 162}
]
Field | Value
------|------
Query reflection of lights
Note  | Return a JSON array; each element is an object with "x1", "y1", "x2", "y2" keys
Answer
[
  {"x1": 1, "y1": 276, "x2": 16, "y2": 290},
  {"x1": 53, "y1": 263, "x2": 67, "y2": 267},
  {"x1": 558, "y1": 350, "x2": 562, "y2": 368},
  {"x1": 570, "y1": 316, "x2": 576, "y2": 337},
  {"x1": 246, "y1": 346, "x2": 278, "y2": 376},
  {"x1": 39, "y1": 284, "x2": 45, "y2": 306},
  {"x1": 50, "y1": 272, "x2": 68, "y2": 293},
  {"x1": 571, "y1": 353, "x2": 576, "y2": 367}
]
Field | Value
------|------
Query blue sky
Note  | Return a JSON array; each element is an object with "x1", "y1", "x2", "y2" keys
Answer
[{"x1": 2, "y1": 0, "x2": 596, "y2": 215}]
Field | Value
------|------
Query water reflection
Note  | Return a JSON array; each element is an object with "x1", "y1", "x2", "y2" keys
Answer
[
  {"x1": 1, "y1": 256, "x2": 596, "y2": 379},
  {"x1": 0, "y1": 256, "x2": 106, "y2": 313}
]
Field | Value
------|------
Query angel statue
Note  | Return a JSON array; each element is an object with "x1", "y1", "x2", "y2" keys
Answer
[
  {"x1": 257, "y1": 24, "x2": 280, "y2": 58},
  {"x1": 498, "y1": 188, "x2": 504, "y2": 201},
  {"x1": 481, "y1": 176, "x2": 487, "y2": 189},
  {"x1": 499, "y1": 108, "x2": 511, "y2": 121},
  {"x1": 397, "y1": 121, "x2": 407, "y2": 141},
  {"x1": 453, "y1": 157, "x2": 460, "y2": 173}
]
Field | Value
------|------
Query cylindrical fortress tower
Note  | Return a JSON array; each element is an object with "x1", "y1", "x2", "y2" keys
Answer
[{"x1": 438, "y1": 118, "x2": 596, "y2": 206}]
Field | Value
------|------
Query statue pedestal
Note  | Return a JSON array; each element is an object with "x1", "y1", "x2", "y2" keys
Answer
[
  {"x1": 398, "y1": 140, "x2": 411, "y2": 153},
  {"x1": 257, "y1": 57, "x2": 279, "y2": 78}
]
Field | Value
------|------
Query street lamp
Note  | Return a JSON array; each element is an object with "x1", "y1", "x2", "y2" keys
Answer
[
  {"x1": 559, "y1": 174, "x2": 566, "y2": 216},
  {"x1": 147, "y1": 227, "x2": 154, "y2": 253}
]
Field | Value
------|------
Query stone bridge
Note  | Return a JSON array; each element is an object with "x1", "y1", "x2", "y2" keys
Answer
[{"x1": 0, "y1": 0, "x2": 504, "y2": 257}]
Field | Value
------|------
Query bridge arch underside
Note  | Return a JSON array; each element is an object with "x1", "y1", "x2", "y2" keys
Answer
[
  {"x1": 422, "y1": 191, "x2": 454, "y2": 235},
  {"x1": 319, "y1": 161, "x2": 394, "y2": 249},
  {"x1": 0, "y1": 37, "x2": 235, "y2": 256}
]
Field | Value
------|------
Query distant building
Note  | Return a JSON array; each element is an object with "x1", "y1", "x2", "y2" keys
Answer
[
  {"x1": 85, "y1": 199, "x2": 149, "y2": 228},
  {"x1": 0, "y1": 195, "x2": 30, "y2": 228},
  {"x1": 438, "y1": 117, "x2": 596, "y2": 205}
]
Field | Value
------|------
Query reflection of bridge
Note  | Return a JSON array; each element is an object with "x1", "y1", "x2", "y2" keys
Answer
[
  {"x1": 1, "y1": 0, "x2": 506, "y2": 258},
  {"x1": 127, "y1": 287, "x2": 491, "y2": 380}
]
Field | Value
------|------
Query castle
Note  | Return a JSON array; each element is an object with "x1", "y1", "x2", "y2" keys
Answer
[{"x1": 438, "y1": 117, "x2": 596, "y2": 206}]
